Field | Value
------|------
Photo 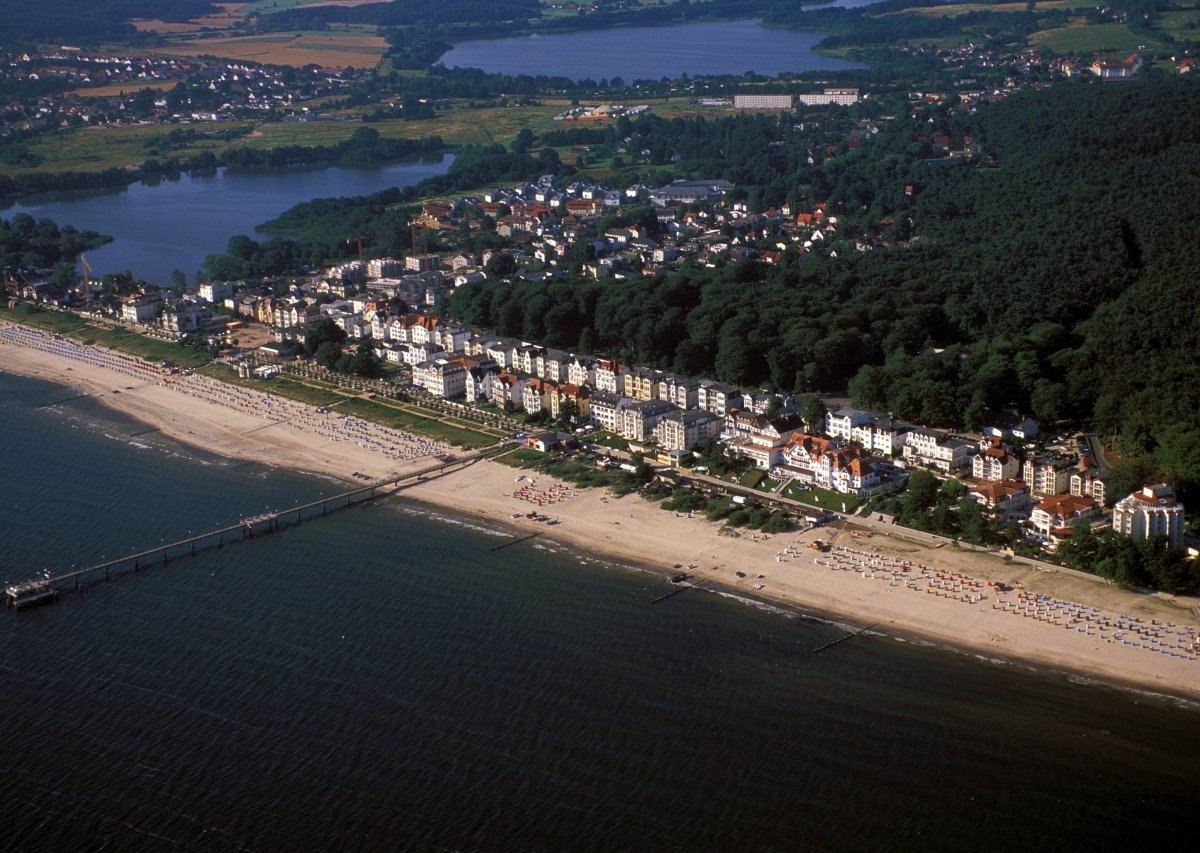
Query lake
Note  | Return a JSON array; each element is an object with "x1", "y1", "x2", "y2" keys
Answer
[
  {"x1": 0, "y1": 368, "x2": 1197, "y2": 851},
  {"x1": 438, "y1": 18, "x2": 866, "y2": 81},
  {"x1": 0, "y1": 155, "x2": 453, "y2": 286}
]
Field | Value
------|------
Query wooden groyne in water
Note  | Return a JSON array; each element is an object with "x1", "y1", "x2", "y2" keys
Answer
[
  {"x1": 3, "y1": 445, "x2": 506, "y2": 607},
  {"x1": 813, "y1": 623, "x2": 877, "y2": 654},
  {"x1": 491, "y1": 532, "x2": 543, "y2": 552}
]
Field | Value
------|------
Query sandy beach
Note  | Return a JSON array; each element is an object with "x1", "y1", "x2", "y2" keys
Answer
[{"x1": 4, "y1": 324, "x2": 1199, "y2": 701}]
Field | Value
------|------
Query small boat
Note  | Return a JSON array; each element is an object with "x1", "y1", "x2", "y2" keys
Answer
[
  {"x1": 670, "y1": 571, "x2": 689, "y2": 584},
  {"x1": 735, "y1": 571, "x2": 746, "y2": 578},
  {"x1": 753, "y1": 583, "x2": 764, "y2": 590}
]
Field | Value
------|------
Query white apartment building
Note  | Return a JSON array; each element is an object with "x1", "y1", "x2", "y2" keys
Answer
[{"x1": 1112, "y1": 484, "x2": 1185, "y2": 548}]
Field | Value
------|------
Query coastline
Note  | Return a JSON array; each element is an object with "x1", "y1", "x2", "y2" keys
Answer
[{"x1": 4, "y1": 332, "x2": 1199, "y2": 703}]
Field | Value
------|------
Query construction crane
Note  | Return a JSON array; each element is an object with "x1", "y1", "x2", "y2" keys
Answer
[{"x1": 79, "y1": 254, "x2": 94, "y2": 292}]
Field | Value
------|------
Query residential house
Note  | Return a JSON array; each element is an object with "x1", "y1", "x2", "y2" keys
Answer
[
  {"x1": 623, "y1": 367, "x2": 662, "y2": 401},
  {"x1": 567, "y1": 356, "x2": 597, "y2": 388},
  {"x1": 850, "y1": 415, "x2": 907, "y2": 457},
  {"x1": 726, "y1": 412, "x2": 805, "y2": 470},
  {"x1": 432, "y1": 324, "x2": 469, "y2": 354},
  {"x1": 121, "y1": 292, "x2": 162, "y2": 323},
  {"x1": 826, "y1": 407, "x2": 870, "y2": 441},
  {"x1": 981, "y1": 410, "x2": 1039, "y2": 441},
  {"x1": 536, "y1": 348, "x2": 572, "y2": 382},
  {"x1": 464, "y1": 364, "x2": 497, "y2": 405},
  {"x1": 1112, "y1": 484, "x2": 1185, "y2": 548}
]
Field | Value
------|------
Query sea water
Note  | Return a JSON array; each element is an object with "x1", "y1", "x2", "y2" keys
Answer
[{"x1": 1, "y1": 370, "x2": 1196, "y2": 851}]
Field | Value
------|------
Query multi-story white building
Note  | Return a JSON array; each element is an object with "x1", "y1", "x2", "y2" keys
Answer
[
  {"x1": 618, "y1": 399, "x2": 674, "y2": 443},
  {"x1": 733, "y1": 93, "x2": 794, "y2": 109},
  {"x1": 464, "y1": 365, "x2": 496, "y2": 405},
  {"x1": 826, "y1": 407, "x2": 870, "y2": 441},
  {"x1": 594, "y1": 359, "x2": 627, "y2": 395},
  {"x1": 413, "y1": 358, "x2": 467, "y2": 400},
  {"x1": 796, "y1": 88, "x2": 860, "y2": 107},
  {"x1": 121, "y1": 292, "x2": 162, "y2": 323},
  {"x1": 491, "y1": 372, "x2": 525, "y2": 409},
  {"x1": 658, "y1": 374, "x2": 699, "y2": 410},
  {"x1": 367, "y1": 257, "x2": 405, "y2": 279},
  {"x1": 197, "y1": 281, "x2": 234, "y2": 304},
  {"x1": 697, "y1": 380, "x2": 741, "y2": 415},
  {"x1": 1022, "y1": 457, "x2": 1072, "y2": 497},
  {"x1": 856, "y1": 419, "x2": 905, "y2": 457},
  {"x1": 567, "y1": 356, "x2": 596, "y2": 388},
  {"x1": 972, "y1": 447, "x2": 1019, "y2": 481},
  {"x1": 1112, "y1": 484, "x2": 1185, "y2": 548},
  {"x1": 1070, "y1": 470, "x2": 1107, "y2": 506},
  {"x1": 1031, "y1": 494, "x2": 1098, "y2": 537},
  {"x1": 902, "y1": 428, "x2": 973, "y2": 471},
  {"x1": 654, "y1": 409, "x2": 720, "y2": 452},
  {"x1": 589, "y1": 392, "x2": 634, "y2": 434}
]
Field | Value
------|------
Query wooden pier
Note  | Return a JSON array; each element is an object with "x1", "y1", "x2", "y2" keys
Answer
[{"x1": 3, "y1": 445, "x2": 507, "y2": 607}]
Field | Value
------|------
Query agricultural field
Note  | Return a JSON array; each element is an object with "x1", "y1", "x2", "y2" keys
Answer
[
  {"x1": 149, "y1": 30, "x2": 388, "y2": 69},
  {"x1": 897, "y1": 0, "x2": 1094, "y2": 17},
  {"x1": 1154, "y1": 10, "x2": 1200, "y2": 42},
  {"x1": 130, "y1": 2, "x2": 250, "y2": 34},
  {"x1": 68, "y1": 79, "x2": 183, "y2": 98},
  {"x1": 15, "y1": 122, "x2": 248, "y2": 175},
  {"x1": 1028, "y1": 21, "x2": 1161, "y2": 53}
]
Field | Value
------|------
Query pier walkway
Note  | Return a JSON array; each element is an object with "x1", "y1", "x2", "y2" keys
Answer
[{"x1": 4, "y1": 444, "x2": 509, "y2": 606}]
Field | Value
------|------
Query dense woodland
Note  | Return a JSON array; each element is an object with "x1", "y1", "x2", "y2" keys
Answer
[
  {"x1": 0, "y1": 1, "x2": 217, "y2": 42},
  {"x1": 0, "y1": 213, "x2": 109, "y2": 269}
]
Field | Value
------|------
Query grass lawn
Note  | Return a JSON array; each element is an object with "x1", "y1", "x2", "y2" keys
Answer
[
  {"x1": 739, "y1": 469, "x2": 767, "y2": 489},
  {"x1": 783, "y1": 483, "x2": 865, "y2": 514},
  {"x1": 588, "y1": 431, "x2": 630, "y2": 452}
]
